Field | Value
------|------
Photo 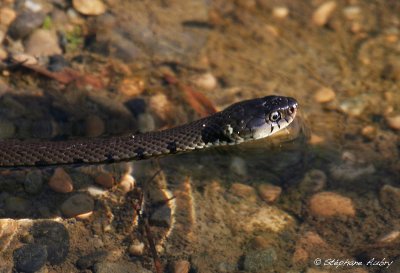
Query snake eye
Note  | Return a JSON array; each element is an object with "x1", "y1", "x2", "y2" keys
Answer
[{"x1": 269, "y1": 111, "x2": 281, "y2": 122}]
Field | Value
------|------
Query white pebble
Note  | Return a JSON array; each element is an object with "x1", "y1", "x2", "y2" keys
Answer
[
  {"x1": 312, "y1": 1, "x2": 337, "y2": 26},
  {"x1": 272, "y1": 7, "x2": 289, "y2": 19},
  {"x1": 191, "y1": 72, "x2": 218, "y2": 91},
  {"x1": 128, "y1": 241, "x2": 145, "y2": 256}
]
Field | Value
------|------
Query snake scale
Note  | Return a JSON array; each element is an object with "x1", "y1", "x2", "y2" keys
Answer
[{"x1": 0, "y1": 95, "x2": 298, "y2": 167}]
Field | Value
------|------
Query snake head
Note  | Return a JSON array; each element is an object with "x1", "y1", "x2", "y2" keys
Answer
[{"x1": 222, "y1": 95, "x2": 298, "y2": 141}]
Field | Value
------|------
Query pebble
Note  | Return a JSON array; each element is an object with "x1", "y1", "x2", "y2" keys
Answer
[
  {"x1": 118, "y1": 174, "x2": 135, "y2": 193},
  {"x1": 128, "y1": 240, "x2": 145, "y2": 256},
  {"x1": 379, "y1": 185, "x2": 400, "y2": 214},
  {"x1": 190, "y1": 72, "x2": 218, "y2": 91},
  {"x1": 339, "y1": 97, "x2": 368, "y2": 116},
  {"x1": 0, "y1": 7, "x2": 17, "y2": 27},
  {"x1": 24, "y1": 29, "x2": 62, "y2": 56},
  {"x1": 86, "y1": 186, "x2": 107, "y2": 197},
  {"x1": 118, "y1": 77, "x2": 145, "y2": 97},
  {"x1": 230, "y1": 183, "x2": 256, "y2": 200},
  {"x1": 312, "y1": 1, "x2": 337, "y2": 26},
  {"x1": 73, "y1": 0, "x2": 106, "y2": 16},
  {"x1": 31, "y1": 221, "x2": 69, "y2": 264},
  {"x1": 386, "y1": 115, "x2": 400, "y2": 130},
  {"x1": 95, "y1": 172, "x2": 115, "y2": 188},
  {"x1": 361, "y1": 125, "x2": 376, "y2": 139},
  {"x1": 12, "y1": 52, "x2": 38, "y2": 65},
  {"x1": 243, "y1": 247, "x2": 277, "y2": 272},
  {"x1": 0, "y1": 47, "x2": 6, "y2": 60},
  {"x1": 76, "y1": 250, "x2": 108, "y2": 269},
  {"x1": 85, "y1": 115, "x2": 105, "y2": 137},
  {"x1": 0, "y1": 119, "x2": 16, "y2": 138},
  {"x1": 299, "y1": 169, "x2": 327, "y2": 193},
  {"x1": 314, "y1": 87, "x2": 336, "y2": 103},
  {"x1": 229, "y1": 156, "x2": 247, "y2": 176},
  {"x1": 137, "y1": 113, "x2": 155, "y2": 133},
  {"x1": 13, "y1": 244, "x2": 47, "y2": 273},
  {"x1": 60, "y1": 193, "x2": 94, "y2": 218},
  {"x1": 171, "y1": 260, "x2": 190, "y2": 273},
  {"x1": 293, "y1": 231, "x2": 328, "y2": 263},
  {"x1": 149, "y1": 204, "x2": 171, "y2": 227},
  {"x1": 8, "y1": 11, "x2": 46, "y2": 40},
  {"x1": 93, "y1": 261, "x2": 152, "y2": 273},
  {"x1": 5, "y1": 196, "x2": 30, "y2": 214},
  {"x1": 343, "y1": 6, "x2": 361, "y2": 20},
  {"x1": 308, "y1": 191, "x2": 355, "y2": 217},
  {"x1": 272, "y1": 6, "x2": 289, "y2": 19},
  {"x1": 48, "y1": 168, "x2": 74, "y2": 193},
  {"x1": 24, "y1": 171, "x2": 43, "y2": 195},
  {"x1": 377, "y1": 230, "x2": 400, "y2": 244},
  {"x1": 258, "y1": 184, "x2": 282, "y2": 203},
  {"x1": 149, "y1": 93, "x2": 172, "y2": 121}
]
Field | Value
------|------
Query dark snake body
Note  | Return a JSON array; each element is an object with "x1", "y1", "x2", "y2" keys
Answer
[{"x1": 0, "y1": 96, "x2": 298, "y2": 167}]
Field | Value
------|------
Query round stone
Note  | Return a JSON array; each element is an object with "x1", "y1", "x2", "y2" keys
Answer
[
  {"x1": 61, "y1": 193, "x2": 94, "y2": 218},
  {"x1": 308, "y1": 191, "x2": 355, "y2": 217},
  {"x1": 48, "y1": 168, "x2": 74, "y2": 193},
  {"x1": 73, "y1": 0, "x2": 106, "y2": 16},
  {"x1": 13, "y1": 244, "x2": 47, "y2": 273}
]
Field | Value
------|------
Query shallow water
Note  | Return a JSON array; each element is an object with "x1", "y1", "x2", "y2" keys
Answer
[{"x1": 0, "y1": 0, "x2": 400, "y2": 272}]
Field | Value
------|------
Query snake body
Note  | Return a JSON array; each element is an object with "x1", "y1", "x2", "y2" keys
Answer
[{"x1": 0, "y1": 95, "x2": 298, "y2": 167}]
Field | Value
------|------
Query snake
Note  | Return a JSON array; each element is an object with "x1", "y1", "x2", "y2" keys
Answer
[{"x1": 0, "y1": 95, "x2": 298, "y2": 167}]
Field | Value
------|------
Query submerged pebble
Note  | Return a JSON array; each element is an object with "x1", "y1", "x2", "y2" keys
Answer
[
  {"x1": 137, "y1": 113, "x2": 155, "y2": 133},
  {"x1": 308, "y1": 191, "x2": 355, "y2": 217},
  {"x1": 243, "y1": 247, "x2": 277, "y2": 272},
  {"x1": 128, "y1": 240, "x2": 145, "y2": 256},
  {"x1": 258, "y1": 184, "x2": 282, "y2": 203},
  {"x1": 379, "y1": 185, "x2": 400, "y2": 214},
  {"x1": 8, "y1": 11, "x2": 45, "y2": 40},
  {"x1": 230, "y1": 156, "x2": 247, "y2": 176},
  {"x1": 25, "y1": 29, "x2": 62, "y2": 56},
  {"x1": 24, "y1": 171, "x2": 43, "y2": 195},
  {"x1": 314, "y1": 87, "x2": 336, "y2": 103},
  {"x1": 386, "y1": 115, "x2": 400, "y2": 130},
  {"x1": 48, "y1": 168, "x2": 74, "y2": 193},
  {"x1": 0, "y1": 7, "x2": 17, "y2": 27},
  {"x1": 312, "y1": 1, "x2": 337, "y2": 26},
  {"x1": 93, "y1": 261, "x2": 152, "y2": 273},
  {"x1": 85, "y1": 115, "x2": 105, "y2": 137},
  {"x1": 5, "y1": 196, "x2": 30, "y2": 214},
  {"x1": 60, "y1": 193, "x2": 94, "y2": 218},
  {"x1": 272, "y1": 6, "x2": 289, "y2": 19},
  {"x1": 171, "y1": 260, "x2": 190, "y2": 273},
  {"x1": 230, "y1": 183, "x2": 256, "y2": 200},
  {"x1": 13, "y1": 244, "x2": 47, "y2": 273},
  {"x1": 95, "y1": 172, "x2": 114, "y2": 188},
  {"x1": 73, "y1": 0, "x2": 106, "y2": 16},
  {"x1": 190, "y1": 72, "x2": 217, "y2": 91}
]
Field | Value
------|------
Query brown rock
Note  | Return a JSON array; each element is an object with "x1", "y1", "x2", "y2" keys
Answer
[
  {"x1": 73, "y1": 0, "x2": 106, "y2": 15},
  {"x1": 309, "y1": 191, "x2": 355, "y2": 217},
  {"x1": 314, "y1": 87, "x2": 336, "y2": 103},
  {"x1": 171, "y1": 260, "x2": 190, "y2": 273},
  {"x1": 386, "y1": 115, "x2": 400, "y2": 130},
  {"x1": 85, "y1": 115, "x2": 105, "y2": 137},
  {"x1": 95, "y1": 172, "x2": 114, "y2": 188},
  {"x1": 293, "y1": 231, "x2": 329, "y2": 264},
  {"x1": 258, "y1": 184, "x2": 282, "y2": 203},
  {"x1": 380, "y1": 185, "x2": 400, "y2": 214},
  {"x1": 0, "y1": 8, "x2": 17, "y2": 27},
  {"x1": 312, "y1": 1, "x2": 337, "y2": 26},
  {"x1": 48, "y1": 168, "x2": 73, "y2": 193},
  {"x1": 61, "y1": 193, "x2": 94, "y2": 218},
  {"x1": 230, "y1": 183, "x2": 256, "y2": 200}
]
